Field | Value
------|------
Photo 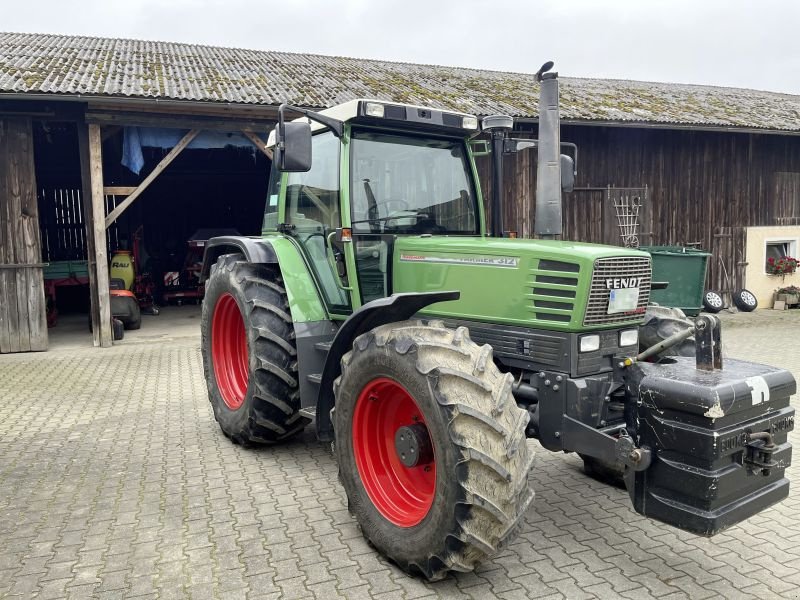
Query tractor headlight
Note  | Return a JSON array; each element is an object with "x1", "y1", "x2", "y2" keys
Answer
[
  {"x1": 619, "y1": 329, "x2": 639, "y2": 347},
  {"x1": 364, "y1": 102, "x2": 385, "y2": 118},
  {"x1": 579, "y1": 334, "x2": 600, "y2": 353},
  {"x1": 462, "y1": 116, "x2": 479, "y2": 130}
]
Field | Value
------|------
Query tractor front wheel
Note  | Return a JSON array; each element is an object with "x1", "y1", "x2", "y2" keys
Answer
[
  {"x1": 334, "y1": 320, "x2": 535, "y2": 580},
  {"x1": 201, "y1": 253, "x2": 309, "y2": 445}
]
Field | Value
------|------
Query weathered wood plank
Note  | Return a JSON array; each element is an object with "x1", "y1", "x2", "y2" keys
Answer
[
  {"x1": 103, "y1": 186, "x2": 138, "y2": 196},
  {"x1": 88, "y1": 124, "x2": 113, "y2": 347},
  {"x1": 3, "y1": 119, "x2": 26, "y2": 352},
  {"x1": 17, "y1": 118, "x2": 47, "y2": 351},
  {"x1": 86, "y1": 110, "x2": 276, "y2": 133},
  {"x1": 0, "y1": 119, "x2": 12, "y2": 353},
  {"x1": 105, "y1": 129, "x2": 200, "y2": 227},
  {"x1": 0, "y1": 118, "x2": 46, "y2": 352},
  {"x1": 77, "y1": 124, "x2": 101, "y2": 344},
  {"x1": 476, "y1": 123, "x2": 800, "y2": 292}
]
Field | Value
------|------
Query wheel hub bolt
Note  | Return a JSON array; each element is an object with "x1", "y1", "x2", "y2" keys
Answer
[{"x1": 395, "y1": 423, "x2": 433, "y2": 467}]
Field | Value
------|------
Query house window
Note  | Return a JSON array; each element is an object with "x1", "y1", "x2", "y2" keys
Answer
[{"x1": 765, "y1": 239, "x2": 797, "y2": 271}]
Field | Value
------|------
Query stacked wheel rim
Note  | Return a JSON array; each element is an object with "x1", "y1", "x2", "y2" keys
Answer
[
  {"x1": 734, "y1": 289, "x2": 758, "y2": 312},
  {"x1": 703, "y1": 290, "x2": 724, "y2": 313}
]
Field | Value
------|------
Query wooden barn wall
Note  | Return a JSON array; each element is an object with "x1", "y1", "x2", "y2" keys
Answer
[
  {"x1": 0, "y1": 117, "x2": 48, "y2": 352},
  {"x1": 477, "y1": 125, "x2": 800, "y2": 295}
]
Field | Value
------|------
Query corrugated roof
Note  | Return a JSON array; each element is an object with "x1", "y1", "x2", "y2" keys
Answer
[{"x1": 2, "y1": 31, "x2": 800, "y2": 131}]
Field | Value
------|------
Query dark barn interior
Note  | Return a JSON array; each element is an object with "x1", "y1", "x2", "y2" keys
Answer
[{"x1": 32, "y1": 120, "x2": 270, "y2": 318}]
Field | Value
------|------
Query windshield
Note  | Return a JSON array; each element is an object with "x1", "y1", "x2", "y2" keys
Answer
[{"x1": 349, "y1": 130, "x2": 478, "y2": 235}]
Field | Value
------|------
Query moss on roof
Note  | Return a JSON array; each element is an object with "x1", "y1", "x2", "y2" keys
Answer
[{"x1": 2, "y1": 32, "x2": 800, "y2": 131}]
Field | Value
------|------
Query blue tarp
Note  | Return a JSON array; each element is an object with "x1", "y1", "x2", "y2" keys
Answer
[{"x1": 121, "y1": 126, "x2": 262, "y2": 174}]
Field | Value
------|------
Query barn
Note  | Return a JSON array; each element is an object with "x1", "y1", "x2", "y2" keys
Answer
[{"x1": 1, "y1": 32, "x2": 799, "y2": 352}]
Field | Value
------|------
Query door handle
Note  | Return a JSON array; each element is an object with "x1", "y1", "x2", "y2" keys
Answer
[{"x1": 326, "y1": 232, "x2": 353, "y2": 291}]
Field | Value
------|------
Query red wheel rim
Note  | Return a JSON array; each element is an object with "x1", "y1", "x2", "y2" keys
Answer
[
  {"x1": 352, "y1": 377, "x2": 436, "y2": 527},
  {"x1": 211, "y1": 293, "x2": 249, "y2": 410}
]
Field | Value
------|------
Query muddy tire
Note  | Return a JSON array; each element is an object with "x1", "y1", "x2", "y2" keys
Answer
[
  {"x1": 333, "y1": 320, "x2": 535, "y2": 581},
  {"x1": 201, "y1": 253, "x2": 309, "y2": 445},
  {"x1": 639, "y1": 304, "x2": 696, "y2": 357}
]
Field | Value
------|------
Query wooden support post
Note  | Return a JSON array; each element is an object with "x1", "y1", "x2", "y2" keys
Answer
[
  {"x1": 242, "y1": 130, "x2": 273, "y2": 159},
  {"x1": 88, "y1": 124, "x2": 113, "y2": 347},
  {"x1": 104, "y1": 129, "x2": 200, "y2": 228},
  {"x1": 77, "y1": 122, "x2": 101, "y2": 345}
]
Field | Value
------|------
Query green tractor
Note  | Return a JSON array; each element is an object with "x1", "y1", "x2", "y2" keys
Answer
[{"x1": 200, "y1": 62, "x2": 795, "y2": 580}]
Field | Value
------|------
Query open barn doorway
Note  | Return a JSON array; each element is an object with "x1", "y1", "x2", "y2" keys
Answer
[{"x1": 33, "y1": 120, "x2": 272, "y2": 344}]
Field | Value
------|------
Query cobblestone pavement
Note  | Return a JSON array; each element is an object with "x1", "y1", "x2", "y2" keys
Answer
[{"x1": 2, "y1": 308, "x2": 800, "y2": 599}]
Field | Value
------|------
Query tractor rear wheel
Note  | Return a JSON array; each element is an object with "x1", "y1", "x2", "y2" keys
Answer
[
  {"x1": 333, "y1": 320, "x2": 535, "y2": 580},
  {"x1": 201, "y1": 253, "x2": 309, "y2": 445}
]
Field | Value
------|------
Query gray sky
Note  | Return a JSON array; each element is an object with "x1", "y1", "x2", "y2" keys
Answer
[{"x1": 5, "y1": 0, "x2": 800, "y2": 94}]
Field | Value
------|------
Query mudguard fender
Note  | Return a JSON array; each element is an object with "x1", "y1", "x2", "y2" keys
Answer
[
  {"x1": 200, "y1": 236, "x2": 277, "y2": 282},
  {"x1": 315, "y1": 291, "x2": 459, "y2": 441}
]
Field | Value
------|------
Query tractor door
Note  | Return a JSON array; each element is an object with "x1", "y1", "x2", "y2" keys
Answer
[
  {"x1": 348, "y1": 130, "x2": 480, "y2": 304},
  {"x1": 283, "y1": 131, "x2": 352, "y2": 314}
]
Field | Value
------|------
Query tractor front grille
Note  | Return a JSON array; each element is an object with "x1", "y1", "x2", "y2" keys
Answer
[{"x1": 584, "y1": 256, "x2": 652, "y2": 326}]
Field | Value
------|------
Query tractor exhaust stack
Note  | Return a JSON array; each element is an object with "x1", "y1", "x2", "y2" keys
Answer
[{"x1": 535, "y1": 62, "x2": 563, "y2": 238}]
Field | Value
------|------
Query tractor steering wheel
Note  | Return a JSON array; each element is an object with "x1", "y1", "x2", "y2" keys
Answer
[{"x1": 377, "y1": 199, "x2": 410, "y2": 214}]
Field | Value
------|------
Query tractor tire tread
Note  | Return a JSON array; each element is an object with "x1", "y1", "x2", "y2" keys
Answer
[
  {"x1": 201, "y1": 253, "x2": 309, "y2": 445},
  {"x1": 336, "y1": 319, "x2": 534, "y2": 581}
]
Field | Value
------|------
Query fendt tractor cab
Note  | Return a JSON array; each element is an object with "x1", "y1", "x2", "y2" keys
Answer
[{"x1": 200, "y1": 62, "x2": 795, "y2": 580}]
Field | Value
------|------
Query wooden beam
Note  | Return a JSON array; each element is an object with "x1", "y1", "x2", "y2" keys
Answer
[
  {"x1": 103, "y1": 186, "x2": 137, "y2": 196},
  {"x1": 88, "y1": 124, "x2": 113, "y2": 347},
  {"x1": 77, "y1": 122, "x2": 101, "y2": 345},
  {"x1": 242, "y1": 130, "x2": 273, "y2": 160},
  {"x1": 87, "y1": 111, "x2": 275, "y2": 133},
  {"x1": 105, "y1": 129, "x2": 200, "y2": 228}
]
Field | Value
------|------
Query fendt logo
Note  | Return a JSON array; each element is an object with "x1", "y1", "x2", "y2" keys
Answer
[{"x1": 605, "y1": 277, "x2": 642, "y2": 289}]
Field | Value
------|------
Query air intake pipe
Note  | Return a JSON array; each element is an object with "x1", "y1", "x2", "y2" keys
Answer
[{"x1": 481, "y1": 114, "x2": 514, "y2": 237}]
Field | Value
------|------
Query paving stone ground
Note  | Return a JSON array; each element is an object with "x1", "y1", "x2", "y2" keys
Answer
[{"x1": 2, "y1": 306, "x2": 800, "y2": 599}]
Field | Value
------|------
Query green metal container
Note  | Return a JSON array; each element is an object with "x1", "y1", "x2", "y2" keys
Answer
[
  {"x1": 43, "y1": 260, "x2": 89, "y2": 280},
  {"x1": 640, "y1": 246, "x2": 710, "y2": 316}
]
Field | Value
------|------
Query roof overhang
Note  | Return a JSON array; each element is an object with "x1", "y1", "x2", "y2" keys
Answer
[{"x1": 3, "y1": 91, "x2": 800, "y2": 137}]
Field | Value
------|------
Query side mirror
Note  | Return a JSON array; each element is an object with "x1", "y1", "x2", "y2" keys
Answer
[
  {"x1": 560, "y1": 154, "x2": 575, "y2": 193},
  {"x1": 274, "y1": 121, "x2": 312, "y2": 172}
]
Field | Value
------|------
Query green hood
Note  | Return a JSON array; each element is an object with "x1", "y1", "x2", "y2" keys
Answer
[{"x1": 392, "y1": 236, "x2": 652, "y2": 332}]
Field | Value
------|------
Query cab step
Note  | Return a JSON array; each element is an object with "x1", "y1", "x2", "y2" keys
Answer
[{"x1": 314, "y1": 341, "x2": 333, "y2": 353}]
